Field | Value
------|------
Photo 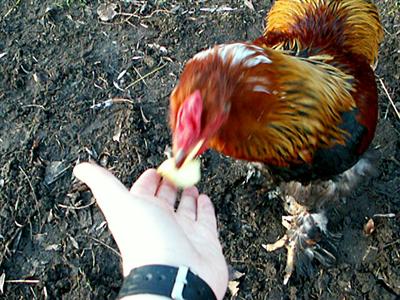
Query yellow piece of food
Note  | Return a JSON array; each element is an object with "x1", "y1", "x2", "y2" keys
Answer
[{"x1": 157, "y1": 158, "x2": 201, "y2": 188}]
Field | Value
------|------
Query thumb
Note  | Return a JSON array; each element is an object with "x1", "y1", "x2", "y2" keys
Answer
[{"x1": 73, "y1": 162, "x2": 131, "y2": 221}]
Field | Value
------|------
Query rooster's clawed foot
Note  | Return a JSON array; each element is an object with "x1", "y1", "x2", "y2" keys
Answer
[{"x1": 265, "y1": 196, "x2": 340, "y2": 284}]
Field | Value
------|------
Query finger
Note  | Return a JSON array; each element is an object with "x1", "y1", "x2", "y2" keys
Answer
[
  {"x1": 176, "y1": 187, "x2": 199, "y2": 220},
  {"x1": 156, "y1": 179, "x2": 178, "y2": 208},
  {"x1": 130, "y1": 169, "x2": 161, "y2": 196},
  {"x1": 196, "y1": 194, "x2": 217, "y2": 232},
  {"x1": 73, "y1": 162, "x2": 131, "y2": 220}
]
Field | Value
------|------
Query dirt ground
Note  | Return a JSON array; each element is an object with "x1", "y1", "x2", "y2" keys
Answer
[{"x1": 0, "y1": 0, "x2": 399, "y2": 299}]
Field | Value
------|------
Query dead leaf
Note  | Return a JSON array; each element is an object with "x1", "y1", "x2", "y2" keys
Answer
[
  {"x1": 229, "y1": 267, "x2": 245, "y2": 281},
  {"x1": 227, "y1": 266, "x2": 244, "y2": 298},
  {"x1": 45, "y1": 244, "x2": 60, "y2": 251},
  {"x1": 97, "y1": 3, "x2": 118, "y2": 22},
  {"x1": 44, "y1": 161, "x2": 70, "y2": 185},
  {"x1": 113, "y1": 127, "x2": 122, "y2": 142},
  {"x1": 244, "y1": 0, "x2": 255, "y2": 10},
  {"x1": 0, "y1": 273, "x2": 5, "y2": 294},
  {"x1": 228, "y1": 280, "x2": 240, "y2": 299},
  {"x1": 364, "y1": 218, "x2": 375, "y2": 235},
  {"x1": 69, "y1": 235, "x2": 79, "y2": 249}
]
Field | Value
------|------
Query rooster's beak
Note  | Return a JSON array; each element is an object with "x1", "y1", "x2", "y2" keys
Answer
[
  {"x1": 174, "y1": 149, "x2": 186, "y2": 169},
  {"x1": 174, "y1": 139, "x2": 205, "y2": 169}
]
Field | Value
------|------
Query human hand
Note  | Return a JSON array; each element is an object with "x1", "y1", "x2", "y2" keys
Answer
[{"x1": 73, "y1": 163, "x2": 228, "y2": 300}]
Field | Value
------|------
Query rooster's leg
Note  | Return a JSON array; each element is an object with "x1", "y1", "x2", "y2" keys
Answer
[{"x1": 265, "y1": 196, "x2": 338, "y2": 284}]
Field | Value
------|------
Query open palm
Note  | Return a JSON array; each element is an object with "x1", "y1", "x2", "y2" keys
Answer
[{"x1": 73, "y1": 163, "x2": 228, "y2": 300}]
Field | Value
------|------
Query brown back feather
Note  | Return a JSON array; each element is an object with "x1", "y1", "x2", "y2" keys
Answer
[{"x1": 264, "y1": 0, "x2": 383, "y2": 66}]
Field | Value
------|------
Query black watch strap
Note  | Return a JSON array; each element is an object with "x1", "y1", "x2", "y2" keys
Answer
[{"x1": 117, "y1": 265, "x2": 217, "y2": 300}]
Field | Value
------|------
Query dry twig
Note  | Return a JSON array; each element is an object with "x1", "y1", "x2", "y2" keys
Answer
[
  {"x1": 125, "y1": 63, "x2": 167, "y2": 90},
  {"x1": 88, "y1": 236, "x2": 121, "y2": 258},
  {"x1": 2, "y1": 0, "x2": 21, "y2": 19},
  {"x1": 58, "y1": 199, "x2": 95, "y2": 210},
  {"x1": 379, "y1": 78, "x2": 400, "y2": 120},
  {"x1": 91, "y1": 97, "x2": 134, "y2": 109},
  {"x1": 5, "y1": 279, "x2": 39, "y2": 284},
  {"x1": 19, "y1": 167, "x2": 39, "y2": 207}
]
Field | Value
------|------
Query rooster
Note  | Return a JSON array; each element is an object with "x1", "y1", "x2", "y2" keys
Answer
[{"x1": 167, "y1": 0, "x2": 383, "y2": 283}]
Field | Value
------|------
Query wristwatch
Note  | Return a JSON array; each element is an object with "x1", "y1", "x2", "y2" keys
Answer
[{"x1": 117, "y1": 265, "x2": 217, "y2": 300}]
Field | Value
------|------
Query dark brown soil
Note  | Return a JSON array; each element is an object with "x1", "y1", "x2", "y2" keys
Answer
[{"x1": 0, "y1": 1, "x2": 399, "y2": 299}]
